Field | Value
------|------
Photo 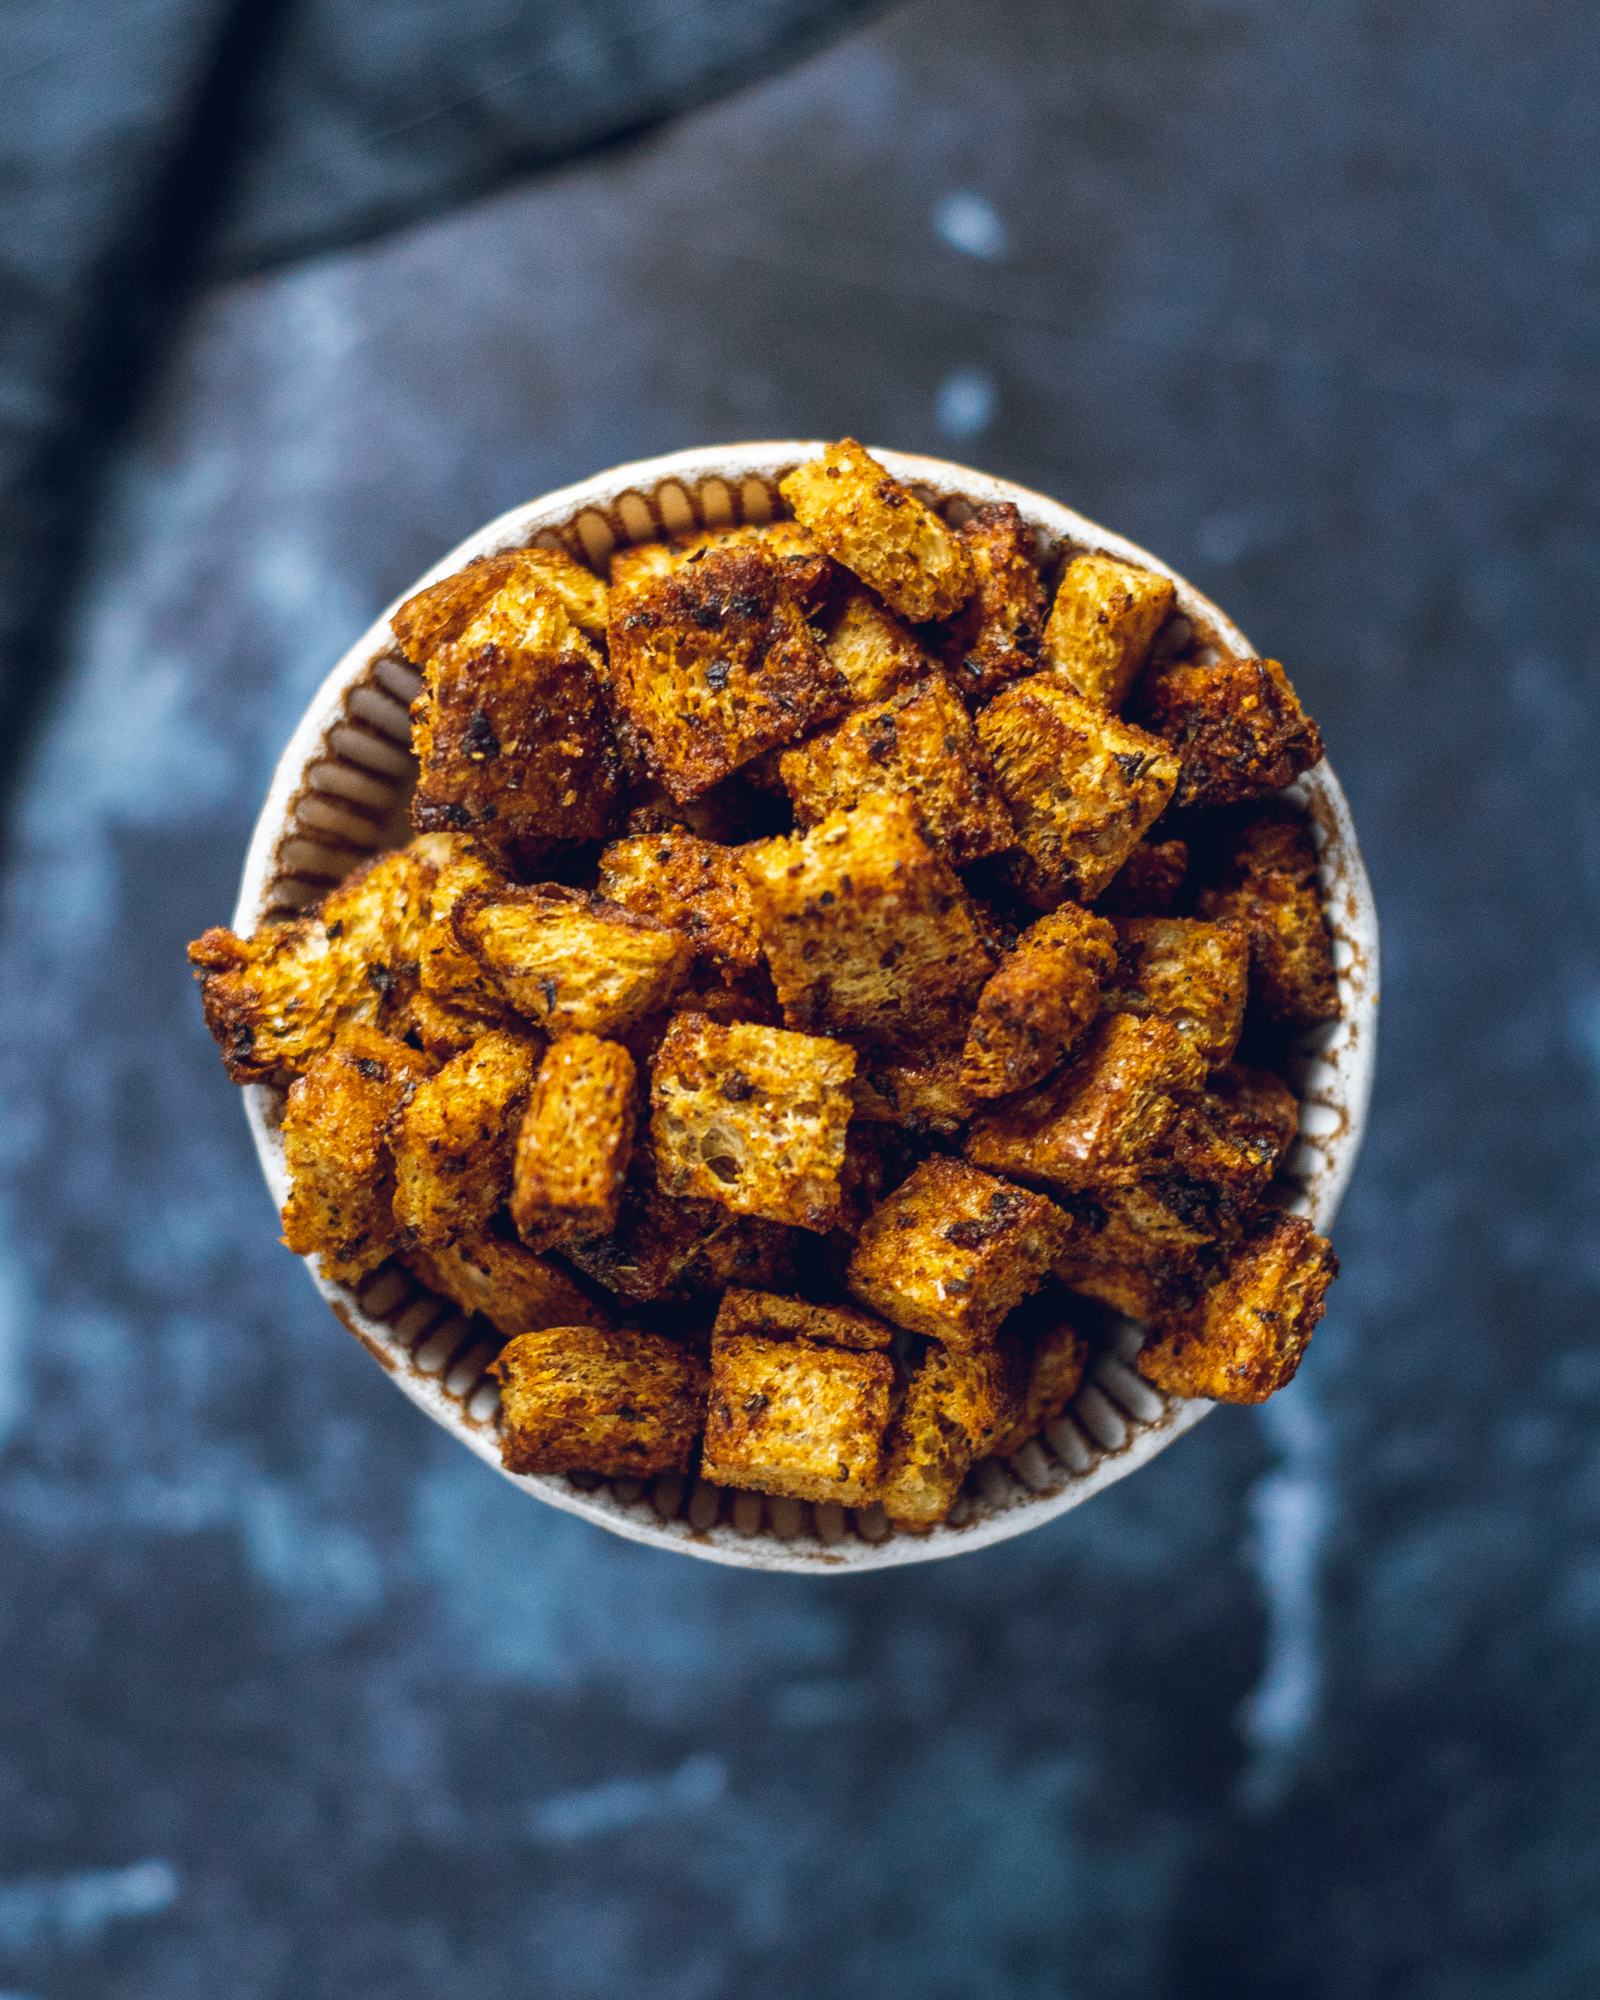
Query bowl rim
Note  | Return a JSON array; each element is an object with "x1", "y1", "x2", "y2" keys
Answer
[{"x1": 233, "y1": 439, "x2": 1379, "y2": 1573}]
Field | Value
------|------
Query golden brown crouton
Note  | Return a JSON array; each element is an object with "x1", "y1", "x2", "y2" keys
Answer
[
  {"x1": 1051, "y1": 1179, "x2": 1221, "y2": 1321},
  {"x1": 280, "y1": 1028, "x2": 433, "y2": 1283},
  {"x1": 816, "y1": 584, "x2": 933, "y2": 705},
  {"x1": 780, "y1": 439, "x2": 974, "y2": 623},
  {"x1": 960, "y1": 904, "x2": 1119, "y2": 1099},
  {"x1": 610, "y1": 522, "x2": 833, "y2": 611},
  {"x1": 741, "y1": 795, "x2": 995, "y2": 1048},
  {"x1": 650, "y1": 1014, "x2": 856, "y2": 1232},
  {"x1": 851, "y1": 1040, "x2": 976, "y2": 1138},
  {"x1": 393, "y1": 545, "x2": 608, "y2": 654},
  {"x1": 597, "y1": 831, "x2": 761, "y2": 972},
  {"x1": 412, "y1": 836, "x2": 509, "y2": 1026},
  {"x1": 494, "y1": 1325, "x2": 706, "y2": 1477},
  {"x1": 1095, "y1": 837, "x2": 1188, "y2": 916},
  {"x1": 1193, "y1": 807, "x2": 1340, "y2": 1027},
  {"x1": 879, "y1": 1342, "x2": 1022, "y2": 1529},
  {"x1": 778, "y1": 675, "x2": 1014, "y2": 868},
  {"x1": 453, "y1": 885, "x2": 691, "y2": 1036},
  {"x1": 938, "y1": 502, "x2": 1046, "y2": 702},
  {"x1": 559, "y1": 1164, "x2": 794, "y2": 1303},
  {"x1": 712, "y1": 1287, "x2": 895, "y2": 1351},
  {"x1": 1138, "y1": 656, "x2": 1324, "y2": 809},
  {"x1": 965, "y1": 1012, "x2": 1207, "y2": 1191},
  {"x1": 1041, "y1": 552, "x2": 1176, "y2": 710},
  {"x1": 990, "y1": 1312, "x2": 1089, "y2": 1458},
  {"x1": 1137, "y1": 1213, "x2": 1337, "y2": 1403},
  {"x1": 391, "y1": 1029, "x2": 539, "y2": 1248},
  {"x1": 408, "y1": 1226, "x2": 601, "y2": 1336},
  {"x1": 978, "y1": 676, "x2": 1180, "y2": 907},
  {"x1": 607, "y1": 545, "x2": 850, "y2": 800},
  {"x1": 701, "y1": 1329, "x2": 894, "y2": 1504},
  {"x1": 847, "y1": 1157, "x2": 1071, "y2": 1349},
  {"x1": 1200, "y1": 1062, "x2": 1302, "y2": 1171},
  {"x1": 1103, "y1": 917, "x2": 1250, "y2": 1070},
  {"x1": 511, "y1": 1035, "x2": 638, "y2": 1247}
]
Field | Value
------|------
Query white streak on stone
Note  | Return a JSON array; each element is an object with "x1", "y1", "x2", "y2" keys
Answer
[
  {"x1": 525, "y1": 1754, "x2": 728, "y2": 1845},
  {"x1": 933, "y1": 191, "x2": 1008, "y2": 260},
  {"x1": 0, "y1": 1862, "x2": 179, "y2": 1955},
  {"x1": 935, "y1": 367, "x2": 997, "y2": 441}
]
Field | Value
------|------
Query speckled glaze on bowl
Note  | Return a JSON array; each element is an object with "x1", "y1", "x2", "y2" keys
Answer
[{"x1": 233, "y1": 443, "x2": 1378, "y2": 1572}]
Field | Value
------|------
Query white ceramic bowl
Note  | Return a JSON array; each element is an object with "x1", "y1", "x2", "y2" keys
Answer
[{"x1": 235, "y1": 443, "x2": 1378, "y2": 1572}]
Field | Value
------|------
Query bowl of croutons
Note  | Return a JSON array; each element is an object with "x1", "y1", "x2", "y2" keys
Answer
[{"x1": 189, "y1": 439, "x2": 1376, "y2": 1571}]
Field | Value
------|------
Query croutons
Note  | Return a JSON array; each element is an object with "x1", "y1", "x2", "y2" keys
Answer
[
  {"x1": 960, "y1": 904, "x2": 1119, "y2": 1099},
  {"x1": 408, "y1": 1226, "x2": 600, "y2": 1336},
  {"x1": 393, "y1": 544, "x2": 608, "y2": 652},
  {"x1": 1103, "y1": 917, "x2": 1250, "y2": 1070},
  {"x1": 597, "y1": 831, "x2": 761, "y2": 972},
  {"x1": 1137, "y1": 1213, "x2": 1337, "y2": 1402},
  {"x1": 778, "y1": 674, "x2": 1014, "y2": 868},
  {"x1": 1041, "y1": 552, "x2": 1175, "y2": 710},
  {"x1": 391, "y1": 1029, "x2": 539, "y2": 1248},
  {"x1": 494, "y1": 1324, "x2": 705, "y2": 1477},
  {"x1": 1194, "y1": 807, "x2": 1340, "y2": 1027},
  {"x1": 280, "y1": 1027, "x2": 432, "y2": 1282},
  {"x1": 990, "y1": 1312, "x2": 1089, "y2": 1459},
  {"x1": 780, "y1": 439, "x2": 974, "y2": 623},
  {"x1": 847, "y1": 1157, "x2": 1071, "y2": 1349},
  {"x1": 966, "y1": 1013, "x2": 1207, "y2": 1191},
  {"x1": 1051, "y1": 1179, "x2": 1220, "y2": 1321},
  {"x1": 453, "y1": 885, "x2": 691, "y2": 1036},
  {"x1": 817, "y1": 585, "x2": 933, "y2": 705},
  {"x1": 1199, "y1": 1062, "x2": 1302, "y2": 1172},
  {"x1": 978, "y1": 675, "x2": 1179, "y2": 907},
  {"x1": 650, "y1": 1014, "x2": 856, "y2": 1232},
  {"x1": 606, "y1": 545, "x2": 849, "y2": 800},
  {"x1": 880, "y1": 1343, "x2": 1021, "y2": 1529},
  {"x1": 851, "y1": 1041, "x2": 976, "y2": 1138},
  {"x1": 609, "y1": 522, "x2": 833, "y2": 611},
  {"x1": 741, "y1": 795, "x2": 995, "y2": 1048},
  {"x1": 712, "y1": 1287, "x2": 894, "y2": 1350},
  {"x1": 511, "y1": 1034, "x2": 638, "y2": 1247},
  {"x1": 701, "y1": 1329, "x2": 894, "y2": 1504},
  {"x1": 1138, "y1": 656, "x2": 1324, "y2": 809},
  {"x1": 1095, "y1": 837, "x2": 1188, "y2": 916},
  {"x1": 561, "y1": 1169, "x2": 794, "y2": 1303},
  {"x1": 938, "y1": 502, "x2": 1046, "y2": 702}
]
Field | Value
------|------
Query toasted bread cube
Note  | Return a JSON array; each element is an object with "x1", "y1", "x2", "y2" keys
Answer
[
  {"x1": 391, "y1": 1029, "x2": 539, "y2": 1248},
  {"x1": 742, "y1": 795, "x2": 995, "y2": 1048},
  {"x1": 1137, "y1": 1214, "x2": 1337, "y2": 1403},
  {"x1": 966, "y1": 1013, "x2": 1207, "y2": 1191},
  {"x1": 1095, "y1": 837, "x2": 1188, "y2": 916},
  {"x1": 1103, "y1": 917, "x2": 1249, "y2": 1070},
  {"x1": 702, "y1": 1330, "x2": 894, "y2": 1504},
  {"x1": 494, "y1": 1325, "x2": 706, "y2": 1477},
  {"x1": 409, "y1": 1226, "x2": 600, "y2": 1336},
  {"x1": 960, "y1": 904, "x2": 1119, "y2": 1099},
  {"x1": 1194, "y1": 807, "x2": 1340, "y2": 1027},
  {"x1": 412, "y1": 836, "x2": 510, "y2": 1027},
  {"x1": 978, "y1": 676, "x2": 1179, "y2": 907},
  {"x1": 597, "y1": 831, "x2": 761, "y2": 972},
  {"x1": 394, "y1": 544, "x2": 608, "y2": 653},
  {"x1": 511, "y1": 1035, "x2": 637, "y2": 1247},
  {"x1": 1041, "y1": 552, "x2": 1176, "y2": 711},
  {"x1": 1051, "y1": 1178, "x2": 1221, "y2": 1321},
  {"x1": 880, "y1": 1343, "x2": 1022, "y2": 1529},
  {"x1": 847, "y1": 1157, "x2": 1070, "y2": 1349},
  {"x1": 1138, "y1": 656, "x2": 1324, "y2": 809},
  {"x1": 650, "y1": 1014, "x2": 856, "y2": 1232},
  {"x1": 610, "y1": 522, "x2": 833, "y2": 610},
  {"x1": 990, "y1": 1311, "x2": 1089, "y2": 1459},
  {"x1": 851, "y1": 1041, "x2": 976, "y2": 1138},
  {"x1": 780, "y1": 439, "x2": 974, "y2": 622},
  {"x1": 818, "y1": 584, "x2": 933, "y2": 704},
  {"x1": 281, "y1": 1028, "x2": 433, "y2": 1282},
  {"x1": 453, "y1": 885, "x2": 691, "y2": 1036},
  {"x1": 938, "y1": 502, "x2": 1046, "y2": 702},
  {"x1": 712, "y1": 1288, "x2": 894, "y2": 1351},
  {"x1": 778, "y1": 674, "x2": 1014, "y2": 868},
  {"x1": 607, "y1": 545, "x2": 849, "y2": 800},
  {"x1": 560, "y1": 1166, "x2": 794, "y2": 1303},
  {"x1": 1200, "y1": 1062, "x2": 1301, "y2": 1172}
]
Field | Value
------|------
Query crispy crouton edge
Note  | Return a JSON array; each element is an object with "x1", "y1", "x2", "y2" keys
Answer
[{"x1": 230, "y1": 441, "x2": 1379, "y2": 1573}]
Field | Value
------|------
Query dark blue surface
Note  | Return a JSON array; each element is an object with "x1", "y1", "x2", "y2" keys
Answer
[{"x1": 2, "y1": 2, "x2": 1598, "y2": 1994}]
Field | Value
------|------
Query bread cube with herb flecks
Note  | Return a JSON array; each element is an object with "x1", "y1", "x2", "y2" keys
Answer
[
  {"x1": 393, "y1": 545, "x2": 608, "y2": 654},
  {"x1": 817, "y1": 583, "x2": 934, "y2": 705},
  {"x1": 1103, "y1": 916, "x2": 1250, "y2": 1071},
  {"x1": 1041, "y1": 551, "x2": 1175, "y2": 711},
  {"x1": 1095, "y1": 837, "x2": 1188, "y2": 917},
  {"x1": 851, "y1": 1040, "x2": 976, "y2": 1139},
  {"x1": 609, "y1": 520, "x2": 833, "y2": 611},
  {"x1": 990, "y1": 1308, "x2": 1089, "y2": 1459},
  {"x1": 559, "y1": 1166, "x2": 794, "y2": 1303},
  {"x1": 511, "y1": 1035, "x2": 638, "y2": 1248},
  {"x1": 701, "y1": 1329, "x2": 894, "y2": 1505},
  {"x1": 391, "y1": 1029, "x2": 538, "y2": 1248},
  {"x1": 780, "y1": 439, "x2": 974, "y2": 623},
  {"x1": 712, "y1": 1287, "x2": 894, "y2": 1351},
  {"x1": 1194, "y1": 806, "x2": 1340, "y2": 1027},
  {"x1": 408, "y1": 1225, "x2": 602, "y2": 1336},
  {"x1": 938, "y1": 501, "x2": 1046, "y2": 702},
  {"x1": 960, "y1": 903, "x2": 1119, "y2": 1100},
  {"x1": 597, "y1": 831, "x2": 762, "y2": 973},
  {"x1": 879, "y1": 1342, "x2": 1022, "y2": 1529},
  {"x1": 1138, "y1": 656, "x2": 1324, "y2": 809},
  {"x1": 452, "y1": 885, "x2": 691, "y2": 1037},
  {"x1": 494, "y1": 1324, "x2": 706, "y2": 1477}
]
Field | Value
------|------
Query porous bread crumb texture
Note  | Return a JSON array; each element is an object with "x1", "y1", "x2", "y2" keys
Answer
[{"x1": 187, "y1": 438, "x2": 1344, "y2": 1531}]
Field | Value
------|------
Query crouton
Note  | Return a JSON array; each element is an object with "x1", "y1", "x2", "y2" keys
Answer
[
  {"x1": 494, "y1": 1325, "x2": 706, "y2": 1477},
  {"x1": 411, "y1": 836, "x2": 509, "y2": 1030},
  {"x1": 851, "y1": 1041, "x2": 976, "y2": 1138},
  {"x1": 393, "y1": 545, "x2": 608, "y2": 654},
  {"x1": 741, "y1": 795, "x2": 995, "y2": 1048},
  {"x1": 990, "y1": 1311, "x2": 1089, "y2": 1458},
  {"x1": 880, "y1": 1342, "x2": 1022, "y2": 1528},
  {"x1": 1051, "y1": 1178, "x2": 1221, "y2": 1321},
  {"x1": 938, "y1": 502, "x2": 1046, "y2": 702},
  {"x1": 280, "y1": 1028, "x2": 433, "y2": 1282},
  {"x1": 597, "y1": 831, "x2": 761, "y2": 972},
  {"x1": 1200, "y1": 1062, "x2": 1302, "y2": 1171},
  {"x1": 1103, "y1": 917, "x2": 1250, "y2": 1070},
  {"x1": 610, "y1": 521, "x2": 833, "y2": 611},
  {"x1": 1041, "y1": 551, "x2": 1176, "y2": 710},
  {"x1": 780, "y1": 439, "x2": 974, "y2": 622},
  {"x1": 966, "y1": 1013, "x2": 1207, "y2": 1190},
  {"x1": 1095, "y1": 837, "x2": 1188, "y2": 916},
  {"x1": 778, "y1": 674, "x2": 1014, "y2": 867},
  {"x1": 702, "y1": 1329, "x2": 894, "y2": 1504},
  {"x1": 1194, "y1": 807, "x2": 1340, "y2": 1027},
  {"x1": 511, "y1": 1035, "x2": 638, "y2": 1247},
  {"x1": 712, "y1": 1287, "x2": 895, "y2": 1351},
  {"x1": 391, "y1": 1029, "x2": 539, "y2": 1248},
  {"x1": 606, "y1": 545, "x2": 849, "y2": 800},
  {"x1": 453, "y1": 885, "x2": 691, "y2": 1036},
  {"x1": 560, "y1": 1165, "x2": 794, "y2": 1303},
  {"x1": 1137, "y1": 1214, "x2": 1337, "y2": 1403},
  {"x1": 1138, "y1": 656, "x2": 1324, "y2": 809},
  {"x1": 817, "y1": 584, "x2": 933, "y2": 705},
  {"x1": 650, "y1": 1014, "x2": 856, "y2": 1232},
  {"x1": 847, "y1": 1157, "x2": 1070, "y2": 1349},
  {"x1": 977, "y1": 676, "x2": 1179, "y2": 907},
  {"x1": 408, "y1": 1226, "x2": 600, "y2": 1336},
  {"x1": 960, "y1": 904, "x2": 1119, "y2": 1099}
]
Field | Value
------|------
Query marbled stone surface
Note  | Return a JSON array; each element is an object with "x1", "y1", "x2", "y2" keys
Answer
[{"x1": 2, "y1": 2, "x2": 1597, "y2": 1994}]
